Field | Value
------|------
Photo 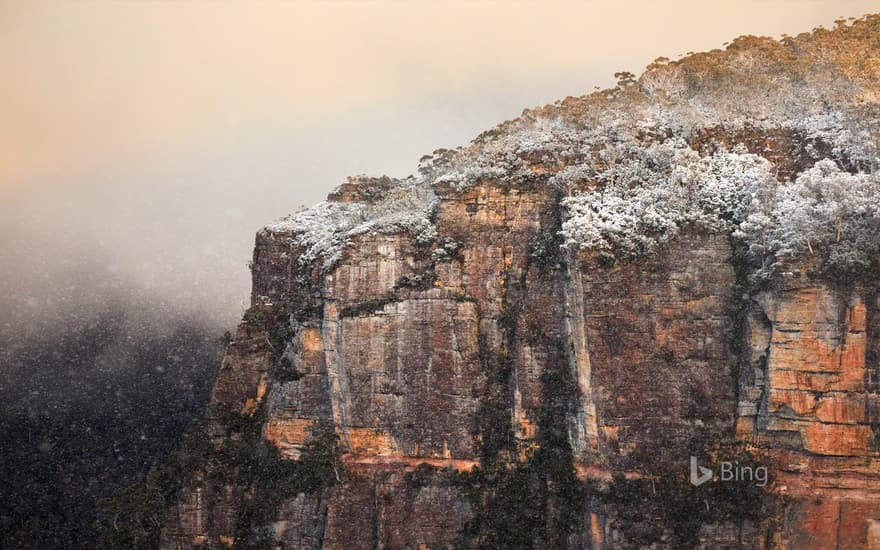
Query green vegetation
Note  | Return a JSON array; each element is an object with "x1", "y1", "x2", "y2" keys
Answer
[
  {"x1": 234, "y1": 419, "x2": 340, "y2": 549},
  {"x1": 242, "y1": 296, "x2": 321, "y2": 385},
  {"x1": 242, "y1": 305, "x2": 270, "y2": 327},
  {"x1": 598, "y1": 443, "x2": 773, "y2": 548},
  {"x1": 93, "y1": 416, "x2": 214, "y2": 549},
  {"x1": 457, "y1": 347, "x2": 584, "y2": 549},
  {"x1": 92, "y1": 481, "x2": 167, "y2": 549},
  {"x1": 456, "y1": 202, "x2": 583, "y2": 549},
  {"x1": 527, "y1": 190, "x2": 567, "y2": 270},
  {"x1": 94, "y1": 402, "x2": 340, "y2": 550},
  {"x1": 273, "y1": 355, "x2": 302, "y2": 383},
  {"x1": 266, "y1": 298, "x2": 322, "y2": 357},
  {"x1": 338, "y1": 295, "x2": 397, "y2": 318},
  {"x1": 392, "y1": 269, "x2": 438, "y2": 292}
]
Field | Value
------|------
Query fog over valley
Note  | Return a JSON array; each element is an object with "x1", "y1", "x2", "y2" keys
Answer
[{"x1": 2, "y1": 1, "x2": 877, "y2": 547}]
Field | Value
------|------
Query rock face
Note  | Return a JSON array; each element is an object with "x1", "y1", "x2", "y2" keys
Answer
[
  {"x1": 737, "y1": 281, "x2": 880, "y2": 550},
  {"x1": 159, "y1": 15, "x2": 880, "y2": 550},
  {"x1": 159, "y1": 187, "x2": 880, "y2": 549}
]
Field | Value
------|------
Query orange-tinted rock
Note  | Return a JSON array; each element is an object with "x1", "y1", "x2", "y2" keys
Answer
[
  {"x1": 814, "y1": 392, "x2": 867, "y2": 424},
  {"x1": 802, "y1": 423, "x2": 873, "y2": 456},
  {"x1": 346, "y1": 427, "x2": 397, "y2": 456},
  {"x1": 165, "y1": 195, "x2": 880, "y2": 550},
  {"x1": 209, "y1": 315, "x2": 274, "y2": 416},
  {"x1": 786, "y1": 499, "x2": 842, "y2": 550},
  {"x1": 265, "y1": 418, "x2": 316, "y2": 459},
  {"x1": 576, "y1": 233, "x2": 737, "y2": 471},
  {"x1": 749, "y1": 288, "x2": 876, "y2": 459}
]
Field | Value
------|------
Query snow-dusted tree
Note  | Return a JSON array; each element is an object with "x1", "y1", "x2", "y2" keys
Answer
[
  {"x1": 267, "y1": 179, "x2": 438, "y2": 270},
  {"x1": 736, "y1": 159, "x2": 880, "y2": 276},
  {"x1": 562, "y1": 143, "x2": 777, "y2": 260},
  {"x1": 548, "y1": 164, "x2": 596, "y2": 196},
  {"x1": 678, "y1": 148, "x2": 778, "y2": 230},
  {"x1": 640, "y1": 59, "x2": 686, "y2": 99}
]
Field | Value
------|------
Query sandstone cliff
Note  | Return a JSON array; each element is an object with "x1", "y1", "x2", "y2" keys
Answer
[{"x1": 157, "y1": 15, "x2": 880, "y2": 550}]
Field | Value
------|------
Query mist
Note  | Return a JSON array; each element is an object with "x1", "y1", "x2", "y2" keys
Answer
[
  {"x1": 3, "y1": 1, "x2": 875, "y2": 332},
  {"x1": 1, "y1": 1, "x2": 877, "y2": 547}
]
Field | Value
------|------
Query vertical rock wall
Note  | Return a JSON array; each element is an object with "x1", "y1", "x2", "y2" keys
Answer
[{"x1": 162, "y1": 180, "x2": 880, "y2": 549}]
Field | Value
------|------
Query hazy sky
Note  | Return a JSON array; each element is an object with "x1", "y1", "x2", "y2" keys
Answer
[{"x1": 2, "y1": 0, "x2": 877, "y2": 330}]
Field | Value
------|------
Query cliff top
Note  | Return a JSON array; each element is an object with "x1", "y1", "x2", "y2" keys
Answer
[{"x1": 267, "y1": 13, "x2": 880, "y2": 282}]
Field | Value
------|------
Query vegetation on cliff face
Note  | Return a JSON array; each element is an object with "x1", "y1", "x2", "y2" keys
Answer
[
  {"x1": 231, "y1": 415, "x2": 340, "y2": 550},
  {"x1": 457, "y1": 198, "x2": 584, "y2": 549},
  {"x1": 597, "y1": 442, "x2": 774, "y2": 549},
  {"x1": 95, "y1": 403, "x2": 341, "y2": 550}
]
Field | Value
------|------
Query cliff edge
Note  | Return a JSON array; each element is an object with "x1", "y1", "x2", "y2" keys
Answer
[{"x1": 155, "y1": 15, "x2": 880, "y2": 549}]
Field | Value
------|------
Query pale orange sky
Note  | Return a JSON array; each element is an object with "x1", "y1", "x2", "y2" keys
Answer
[
  {"x1": 3, "y1": 0, "x2": 878, "y2": 193},
  {"x1": 1, "y1": 0, "x2": 877, "y2": 329}
]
